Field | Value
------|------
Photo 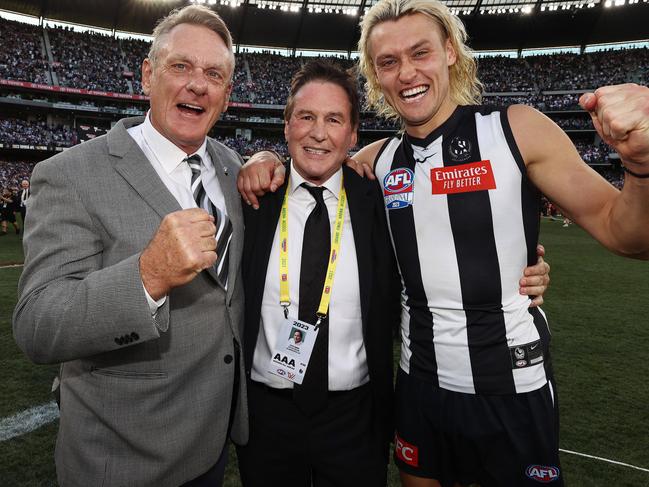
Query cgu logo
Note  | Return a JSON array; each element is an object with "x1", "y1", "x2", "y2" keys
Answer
[
  {"x1": 384, "y1": 168, "x2": 414, "y2": 194},
  {"x1": 526, "y1": 465, "x2": 560, "y2": 483}
]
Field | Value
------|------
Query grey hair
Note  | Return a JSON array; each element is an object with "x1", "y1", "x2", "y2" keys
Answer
[{"x1": 148, "y1": 4, "x2": 233, "y2": 67}]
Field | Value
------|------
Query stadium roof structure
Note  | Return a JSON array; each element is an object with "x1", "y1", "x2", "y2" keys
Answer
[{"x1": 0, "y1": 0, "x2": 647, "y2": 53}]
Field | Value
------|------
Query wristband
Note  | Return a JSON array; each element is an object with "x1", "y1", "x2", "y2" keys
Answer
[{"x1": 622, "y1": 165, "x2": 649, "y2": 179}]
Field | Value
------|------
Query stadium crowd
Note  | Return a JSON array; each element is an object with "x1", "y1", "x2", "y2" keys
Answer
[
  {"x1": 1, "y1": 17, "x2": 648, "y2": 101},
  {"x1": 0, "y1": 15, "x2": 643, "y2": 187},
  {"x1": 0, "y1": 117, "x2": 77, "y2": 148},
  {"x1": 0, "y1": 18, "x2": 49, "y2": 84},
  {"x1": 48, "y1": 27, "x2": 131, "y2": 93},
  {"x1": 0, "y1": 161, "x2": 34, "y2": 190}
]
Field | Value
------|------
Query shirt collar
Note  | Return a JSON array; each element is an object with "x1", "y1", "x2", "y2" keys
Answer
[
  {"x1": 141, "y1": 112, "x2": 208, "y2": 173},
  {"x1": 289, "y1": 160, "x2": 343, "y2": 200}
]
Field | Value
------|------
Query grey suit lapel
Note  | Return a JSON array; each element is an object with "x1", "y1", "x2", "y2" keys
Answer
[
  {"x1": 108, "y1": 117, "x2": 182, "y2": 219},
  {"x1": 207, "y1": 139, "x2": 243, "y2": 300}
]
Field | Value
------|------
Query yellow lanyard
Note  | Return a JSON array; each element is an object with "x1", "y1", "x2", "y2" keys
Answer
[{"x1": 279, "y1": 176, "x2": 347, "y2": 327}]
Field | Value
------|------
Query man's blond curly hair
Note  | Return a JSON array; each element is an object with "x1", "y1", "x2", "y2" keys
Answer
[{"x1": 358, "y1": 0, "x2": 483, "y2": 121}]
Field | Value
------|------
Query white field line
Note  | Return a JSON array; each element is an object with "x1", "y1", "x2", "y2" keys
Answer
[
  {"x1": 0, "y1": 401, "x2": 59, "y2": 442},
  {"x1": 560, "y1": 448, "x2": 649, "y2": 473},
  {"x1": 0, "y1": 263, "x2": 23, "y2": 269}
]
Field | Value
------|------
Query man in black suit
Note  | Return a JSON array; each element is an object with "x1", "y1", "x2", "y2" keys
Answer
[
  {"x1": 17, "y1": 179, "x2": 29, "y2": 227},
  {"x1": 237, "y1": 60, "x2": 400, "y2": 487}
]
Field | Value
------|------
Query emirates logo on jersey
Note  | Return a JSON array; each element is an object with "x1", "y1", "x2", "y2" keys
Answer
[{"x1": 431, "y1": 160, "x2": 496, "y2": 195}]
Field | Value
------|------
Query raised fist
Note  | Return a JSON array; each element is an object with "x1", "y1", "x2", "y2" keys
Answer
[{"x1": 140, "y1": 208, "x2": 217, "y2": 299}]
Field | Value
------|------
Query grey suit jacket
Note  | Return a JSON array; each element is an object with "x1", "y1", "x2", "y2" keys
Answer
[{"x1": 13, "y1": 117, "x2": 248, "y2": 487}]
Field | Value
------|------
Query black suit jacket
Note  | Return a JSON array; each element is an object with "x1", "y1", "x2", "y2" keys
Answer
[{"x1": 242, "y1": 164, "x2": 401, "y2": 448}]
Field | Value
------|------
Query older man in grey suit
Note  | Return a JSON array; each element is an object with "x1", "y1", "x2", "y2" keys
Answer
[{"x1": 13, "y1": 5, "x2": 246, "y2": 486}]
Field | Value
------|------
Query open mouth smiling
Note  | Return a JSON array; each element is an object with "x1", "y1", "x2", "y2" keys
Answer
[
  {"x1": 399, "y1": 85, "x2": 429, "y2": 102},
  {"x1": 177, "y1": 103, "x2": 205, "y2": 114},
  {"x1": 304, "y1": 147, "x2": 330, "y2": 155}
]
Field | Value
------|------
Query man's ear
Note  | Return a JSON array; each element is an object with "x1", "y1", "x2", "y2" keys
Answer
[
  {"x1": 222, "y1": 82, "x2": 233, "y2": 113},
  {"x1": 446, "y1": 39, "x2": 457, "y2": 67},
  {"x1": 141, "y1": 58, "x2": 153, "y2": 96}
]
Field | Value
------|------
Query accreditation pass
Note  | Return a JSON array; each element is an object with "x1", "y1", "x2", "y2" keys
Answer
[{"x1": 268, "y1": 317, "x2": 319, "y2": 385}]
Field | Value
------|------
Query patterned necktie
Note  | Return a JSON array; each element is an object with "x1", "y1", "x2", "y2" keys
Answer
[
  {"x1": 293, "y1": 184, "x2": 330, "y2": 416},
  {"x1": 185, "y1": 154, "x2": 232, "y2": 288}
]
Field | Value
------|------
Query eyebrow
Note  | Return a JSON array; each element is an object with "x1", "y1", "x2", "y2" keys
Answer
[
  {"x1": 375, "y1": 39, "x2": 432, "y2": 62},
  {"x1": 294, "y1": 109, "x2": 347, "y2": 119},
  {"x1": 168, "y1": 54, "x2": 228, "y2": 71}
]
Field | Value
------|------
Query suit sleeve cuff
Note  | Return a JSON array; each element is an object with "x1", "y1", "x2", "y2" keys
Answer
[{"x1": 142, "y1": 281, "x2": 167, "y2": 315}]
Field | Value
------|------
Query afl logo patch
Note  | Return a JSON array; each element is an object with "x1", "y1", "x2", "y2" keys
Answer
[
  {"x1": 449, "y1": 136, "x2": 472, "y2": 161},
  {"x1": 383, "y1": 168, "x2": 414, "y2": 210},
  {"x1": 526, "y1": 465, "x2": 560, "y2": 483}
]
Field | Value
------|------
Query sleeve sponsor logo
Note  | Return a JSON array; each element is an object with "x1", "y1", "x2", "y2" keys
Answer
[
  {"x1": 526, "y1": 465, "x2": 560, "y2": 483},
  {"x1": 394, "y1": 433, "x2": 419, "y2": 467},
  {"x1": 431, "y1": 160, "x2": 496, "y2": 195},
  {"x1": 383, "y1": 168, "x2": 414, "y2": 210}
]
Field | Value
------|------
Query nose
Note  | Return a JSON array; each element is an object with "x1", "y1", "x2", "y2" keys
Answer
[
  {"x1": 186, "y1": 68, "x2": 208, "y2": 95},
  {"x1": 398, "y1": 57, "x2": 417, "y2": 84},
  {"x1": 310, "y1": 118, "x2": 326, "y2": 142}
]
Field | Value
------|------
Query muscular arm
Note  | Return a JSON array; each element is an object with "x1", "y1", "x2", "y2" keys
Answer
[
  {"x1": 12, "y1": 158, "x2": 166, "y2": 364},
  {"x1": 510, "y1": 86, "x2": 649, "y2": 259}
]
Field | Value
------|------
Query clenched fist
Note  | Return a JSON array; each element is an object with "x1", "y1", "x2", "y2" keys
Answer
[
  {"x1": 140, "y1": 208, "x2": 217, "y2": 299},
  {"x1": 580, "y1": 83, "x2": 649, "y2": 174}
]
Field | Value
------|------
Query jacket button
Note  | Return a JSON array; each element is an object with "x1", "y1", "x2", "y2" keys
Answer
[{"x1": 224, "y1": 354, "x2": 233, "y2": 364}]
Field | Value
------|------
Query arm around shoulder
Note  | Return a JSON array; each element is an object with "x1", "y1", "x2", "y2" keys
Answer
[{"x1": 351, "y1": 138, "x2": 388, "y2": 171}]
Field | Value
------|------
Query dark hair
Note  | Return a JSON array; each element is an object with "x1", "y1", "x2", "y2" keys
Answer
[{"x1": 284, "y1": 60, "x2": 360, "y2": 128}]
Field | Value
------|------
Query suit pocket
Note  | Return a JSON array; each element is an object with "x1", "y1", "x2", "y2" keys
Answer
[{"x1": 90, "y1": 367, "x2": 167, "y2": 379}]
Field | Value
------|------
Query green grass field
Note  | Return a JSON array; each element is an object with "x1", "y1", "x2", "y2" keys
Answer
[{"x1": 1, "y1": 219, "x2": 647, "y2": 486}]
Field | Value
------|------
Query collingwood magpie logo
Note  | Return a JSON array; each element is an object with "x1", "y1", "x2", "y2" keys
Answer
[{"x1": 449, "y1": 136, "x2": 472, "y2": 161}]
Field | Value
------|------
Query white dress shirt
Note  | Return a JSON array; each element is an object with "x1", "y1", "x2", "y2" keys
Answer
[
  {"x1": 251, "y1": 162, "x2": 369, "y2": 391},
  {"x1": 20, "y1": 188, "x2": 30, "y2": 207},
  {"x1": 127, "y1": 113, "x2": 228, "y2": 313}
]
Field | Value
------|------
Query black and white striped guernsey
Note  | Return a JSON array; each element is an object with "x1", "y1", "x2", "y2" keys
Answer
[{"x1": 375, "y1": 105, "x2": 552, "y2": 395}]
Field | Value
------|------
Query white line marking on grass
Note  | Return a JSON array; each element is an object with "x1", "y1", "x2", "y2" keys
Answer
[
  {"x1": 0, "y1": 401, "x2": 59, "y2": 442},
  {"x1": 560, "y1": 448, "x2": 649, "y2": 473},
  {"x1": 0, "y1": 264, "x2": 23, "y2": 269}
]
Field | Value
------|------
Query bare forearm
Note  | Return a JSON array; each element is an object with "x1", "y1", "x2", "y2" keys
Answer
[{"x1": 607, "y1": 174, "x2": 649, "y2": 259}]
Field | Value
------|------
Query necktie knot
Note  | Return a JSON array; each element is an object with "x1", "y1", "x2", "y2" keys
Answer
[
  {"x1": 185, "y1": 154, "x2": 202, "y2": 177},
  {"x1": 302, "y1": 184, "x2": 326, "y2": 207}
]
